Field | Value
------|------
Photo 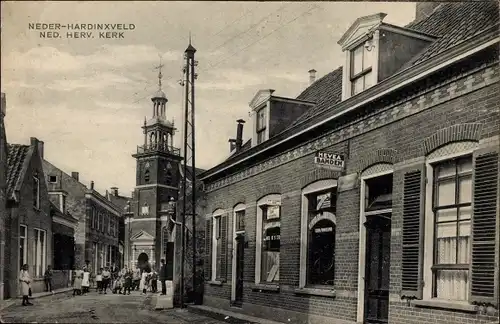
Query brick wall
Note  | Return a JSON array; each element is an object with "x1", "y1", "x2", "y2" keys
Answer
[
  {"x1": 201, "y1": 61, "x2": 500, "y2": 324},
  {"x1": 5, "y1": 146, "x2": 53, "y2": 297}
]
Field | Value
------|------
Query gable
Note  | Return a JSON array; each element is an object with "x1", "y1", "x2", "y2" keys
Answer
[
  {"x1": 338, "y1": 12, "x2": 387, "y2": 50},
  {"x1": 249, "y1": 89, "x2": 275, "y2": 110},
  {"x1": 131, "y1": 230, "x2": 155, "y2": 242}
]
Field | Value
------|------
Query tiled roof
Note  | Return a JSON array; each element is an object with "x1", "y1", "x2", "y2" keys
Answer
[
  {"x1": 107, "y1": 193, "x2": 130, "y2": 211},
  {"x1": 403, "y1": 1, "x2": 499, "y2": 67},
  {"x1": 291, "y1": 67, "x2": 343, "y2": 126},
  {"x1": 286, "y1": 2, "x2": 497, "y2": 130},
  {"x1": 6, "y1": 144, "x2": 29, "y2": 196}
]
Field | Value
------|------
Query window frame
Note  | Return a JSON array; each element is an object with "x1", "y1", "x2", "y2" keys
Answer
[
  {"x1": 34, "y1": 228, "x2": 47, "y2": 277},
  {"x1": 299, "y1": 179, "x2": 338, "y2": 289},
  {"x1": 211, "y1": 209, "x2": 224, "y2": 281},
  {"x1": 255, "y1": 194, "x2": 282, "y2": 285},
  {"x1": 48, "y1": 175, "x2": 58, "y2": 183},
  {"x1": 349, "y1": 42, "x2": 373, "y2": 96},
  {"x1": 256, "y1": 106, "x2": 267, "y2": 145},
  {"x1": 33, "y1": 171, "x2": 40, "y2": 209},
  {"x1": 423, "y1": 146, "x2": 475, "y2": 303},
  {"x1": 19, "y1": 224, "x2": 28, "y2": 270}
]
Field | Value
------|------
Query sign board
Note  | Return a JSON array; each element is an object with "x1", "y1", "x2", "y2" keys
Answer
[
  {"x1": 266, "y1": 205, "x2": 280, "y2": 220},
  {"x1": 314, "y1": 152, "x2": 345, "y2": 171}
]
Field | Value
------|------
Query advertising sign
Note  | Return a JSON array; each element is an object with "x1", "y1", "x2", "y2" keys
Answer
[{"x1": 314, "y1": 152, "x2": 345, "y2": 171}]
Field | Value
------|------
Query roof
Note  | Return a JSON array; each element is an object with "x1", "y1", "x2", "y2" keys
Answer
[
  {"x1": 50, "y1": 201, "x2": 78, "y2": 224},
  {"x1": 152, "y1": 89, "x2": 167, "y2": 99},
  {"x1": 403, "y1": 1, "x2": 499, "y2": 67},
  {"x1": 200, "y1": 1, "x2": 499, "y2": 180},
  {"x1": 106, "y1": 192, "x2": 131, "y2": 211},
  {"x1": 6, "y1": 144, "x2": 30, "y2": 196}
]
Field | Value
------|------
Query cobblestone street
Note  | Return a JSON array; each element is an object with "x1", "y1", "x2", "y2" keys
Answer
[{"x1": 0, "y1": 291, "x2": 249, "y2": 324}]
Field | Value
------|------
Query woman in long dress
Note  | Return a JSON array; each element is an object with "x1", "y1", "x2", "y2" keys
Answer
[
  {"x1": 139, "y1": 269, "x2": 150, "y2": 295},
  {"x1": 73, "y1": 267, "x2": 83, "y2": 296},
  {"x1": 81, "y1": 267, "x2": 90, "y2": 294},
  {"x1": 19, "y1": 264, "x2": 33, "y2": 306}
]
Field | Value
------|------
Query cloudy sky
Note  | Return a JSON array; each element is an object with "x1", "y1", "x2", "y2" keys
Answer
[{"x1": 1, "y1": 1, "x2": 416, "y2": 196}]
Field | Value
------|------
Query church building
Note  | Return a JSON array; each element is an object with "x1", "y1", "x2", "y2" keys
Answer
[{"x1": 124, "y1": 63, "x2": 183, "y2": 272}]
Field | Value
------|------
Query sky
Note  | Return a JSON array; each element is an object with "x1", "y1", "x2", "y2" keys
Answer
[{"x1": 1, "y1": 1, "x2": 416, "y2": 196}]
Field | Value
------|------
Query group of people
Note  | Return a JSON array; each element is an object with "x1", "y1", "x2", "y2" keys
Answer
[{"x1": 71, "y1": 259, "x2": 170, "y2": 296}]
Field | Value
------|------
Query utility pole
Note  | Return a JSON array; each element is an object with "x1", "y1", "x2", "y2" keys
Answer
[{"x1": 180, "y1": 35, "x2": 197, "y2": 308}]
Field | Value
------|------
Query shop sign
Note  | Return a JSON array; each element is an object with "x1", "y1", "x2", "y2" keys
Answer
[{"x1": 314, "y1": 151, "x2": 345, "y2": 171}]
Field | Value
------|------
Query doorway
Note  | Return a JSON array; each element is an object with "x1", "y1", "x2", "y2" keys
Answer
[
  {"x1": 364, "y1": 214, "x2": 391, "y2": 324},
  {"x1": 234, "y1": 234, "x2": 245, "y2": 306},
  {"x1": 137, "y1": 252, "x2": 149, "y2": 271}
]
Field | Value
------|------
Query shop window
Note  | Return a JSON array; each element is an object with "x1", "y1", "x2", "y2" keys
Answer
[
  {"x1": 256, "y1": 194, "x2": 281, "y2": 284},
  {"x1": 34, "y1": 228, "x2": 46, "y2": 277},
  {"x1": 306, "y1": 188, "x2": 337, "y2": 286}
]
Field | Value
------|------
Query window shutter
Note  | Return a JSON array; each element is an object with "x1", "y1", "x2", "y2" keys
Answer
[
  {"x1": 470, "y1": 148, "x2": 499, "y2": 306},
  {"x1": 219, "y1": 215, "x2": 228, "y2": 281},
  {"x1": 204, "y1": 218, "x2": 212, "y2": 281},
  {"x1": 401, "y1": 168, "x2": 425, "y2": 299}
]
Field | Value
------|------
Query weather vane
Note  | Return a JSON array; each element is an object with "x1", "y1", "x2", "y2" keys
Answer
[{"x1": 155, "y1": 53, "x2": 164, "y2": 91}]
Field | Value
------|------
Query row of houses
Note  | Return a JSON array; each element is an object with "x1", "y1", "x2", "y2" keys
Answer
[
  {"x1": 197, "y1": 2, "x2": 499, "y2": 324},
  {"x1": 0, "y1": 93, "x2": 130, "y2": 301}
]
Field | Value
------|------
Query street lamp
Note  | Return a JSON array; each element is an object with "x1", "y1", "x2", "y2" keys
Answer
[{"x1": 124, "y1": 201, "x2": 134, "y2": 268}]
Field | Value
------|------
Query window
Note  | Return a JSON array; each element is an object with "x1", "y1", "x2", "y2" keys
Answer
[
  {"x1": 19, "y1": 225, "x2": 27, "y2": 270},
  {"x1": 104, "y1": 214, "x2": 108, "y2": 234},
  {"x1": 165, "y1": 171, "x2": 173, "y2": 186},
  {"x1": 431, "y1": 156, "x2": 472, "y2": 301},
  {"x1": 144, "y1": 169, "x2": 150, "y2": 183},
  {"x1": 235, "y1": 210, "x2": 245, "y2": 232},
  {"x1": 34, "y1": 228, "x2": 46, "y2": 277},
  {"x1": 256, "y1": 107, "x2": 266, "y2": 145},
  {"x1": 256, "y1": 194, "x2": 281, "y2": 284},
  {"x1": 48, "y1": 175, "x2": 57, "y2": 183},
  {"x1": 306, "y1": 189, "x2": 337, "y2": 286},
  {"x1": 98, "y1": 213, "x2": 103, "y2": 231},
  {"x1": 141, "y1": 203, "x2": 149, "y2": 215},
  {"x1": 212, "y1": 213, "x2": 222, "y2": 280},
  {"x1": 60, "y1": 194, "x2": 66, "y2": 213},
  {"x1": 350, "y1": 43, "x2": 373, "y2": 95},
  {"x1": 91, "y1": 208, "x2": 97, "y2": 229},
  {"x1": 33, "y1": 171, "x2": 40, "y2": 209}
]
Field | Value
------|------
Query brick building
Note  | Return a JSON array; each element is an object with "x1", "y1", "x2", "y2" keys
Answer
[
  {"x1": 43, "y1": 161, "x2": 121, "y2": 273},
  {"x1": 4, "y1": 138, "x2": 53, "y2": 298},
  {"x1": 106, "y1": 187, "x2": 131, "y2": 268},
  {"x1": 199, "y1": 2, "x2": 499, "y2": 324},
  {"x1": 0, "y1": 92, "x2": 7, "y2": 302}
]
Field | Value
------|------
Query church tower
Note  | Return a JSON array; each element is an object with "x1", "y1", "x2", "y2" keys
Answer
[{"x1": 126, "y1": 59, "x2": 182, "y2": 270}]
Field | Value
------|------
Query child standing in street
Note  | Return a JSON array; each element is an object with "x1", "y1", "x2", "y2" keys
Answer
[
  {"x1": 44, "y1": 265, "x2": 53, "y2": 293},
  {"x1": 123, "y1": 268, "x2": 132, "y2": 295},
  {"x1": 101, "y1": 267, "x2": 111, "y2": 294},
  {"x1": 82, "y1": 267, "x2": 90, "y2": 294},
  {"x1": 96, "y1": 268, "x2": 103, "y2": 293}
]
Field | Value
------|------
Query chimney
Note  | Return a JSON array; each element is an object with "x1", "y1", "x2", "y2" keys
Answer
[
  {"x1": 235, "y1": 119, "x2": 245, "y2": 152},
  {"x1": 308, "y1": 69, "x2": 317, "y2": 85},
  {"x1": 415, "y1": 3, "x2": 441, "y2": 21},
  {"x1": 71, "y1": 172, "x2": 79, "y2": 181},
  {"x1": 110, "y1": 187, "x2": 119, "y2": 196},
  {"x1": 228, "y1": 139, "x2": 236, "y2": 153},
  {"x1": 29, "y1": 137, "x2": 44, "y2": 158},
  {"x1": 90, "y1": 181, "x2": 94, "y2": 190}
]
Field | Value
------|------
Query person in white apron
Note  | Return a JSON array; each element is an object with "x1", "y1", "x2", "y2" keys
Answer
[
  {"x1": 81, "y1": 267, "x2": 90, "y2": 294},
  {"x1": 19, "y1": 264, "x2": 33, "y2": 306}
]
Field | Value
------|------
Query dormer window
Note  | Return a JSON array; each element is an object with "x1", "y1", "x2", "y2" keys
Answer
[
  {"x1": 350, "y1": 43, "x2": 373, "y2": 95},
  {"x1": 256, "y1": 107, "x2": 267, "y2": 145}
]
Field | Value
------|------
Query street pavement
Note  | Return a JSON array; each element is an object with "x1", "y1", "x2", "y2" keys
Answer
[{"x1": 0, "y1": 290, "x2": 253, "y2": 323}]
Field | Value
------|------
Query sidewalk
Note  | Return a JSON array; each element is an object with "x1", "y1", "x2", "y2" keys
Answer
[
  {"x1": 16, "y1": 286, "x2": 73, "y2": 300},
  {"x1": 189, "y1": 305, "x2": 285, "y2": 324}
]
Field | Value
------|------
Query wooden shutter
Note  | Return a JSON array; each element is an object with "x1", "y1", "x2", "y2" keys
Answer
[
  {"x1": 401, "y1": 168, "x2": 425, "y2": 299},
  {"x1": 204, "y1": 218, "x2": 212, "y2": 281},
  {"x1": 219, "y1": 215, "x2": 228, "y2": 282},
  {"x1": 470, "y1": 148, "x2": 499, "y2": 305}
]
